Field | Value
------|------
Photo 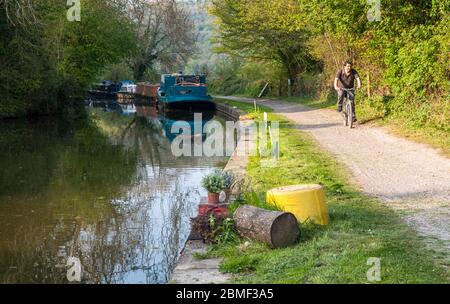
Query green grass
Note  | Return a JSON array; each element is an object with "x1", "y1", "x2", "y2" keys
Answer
[{"x1": 206, "y1": 100, "x2": 449, "y2": 284}]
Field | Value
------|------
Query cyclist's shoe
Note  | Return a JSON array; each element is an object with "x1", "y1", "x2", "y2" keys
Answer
[
  {"x1": 352, "y1": 117, "x2": 358, "y2": 123},
  {"x1": 337, "y1": 107, "x2": 343, "y2": 113}
]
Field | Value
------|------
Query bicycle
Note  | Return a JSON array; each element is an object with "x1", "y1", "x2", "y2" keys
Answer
[{"x1": 341, "y1": 88, "x2": 355, "y2": 128}]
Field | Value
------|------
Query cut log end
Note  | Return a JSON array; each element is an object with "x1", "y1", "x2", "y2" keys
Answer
[
  {"x1": 233, "y1": 205, "x2": 300, "y2": 248},
  {"x1": 271, "y1": 213, "x2": 300, "y2": 248}
]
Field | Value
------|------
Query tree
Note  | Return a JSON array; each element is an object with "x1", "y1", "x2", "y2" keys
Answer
[
  {"x1": 59, "y1": 0, "x2": 137, "y2": 88},
  {"x1": 210, "y1": 0, "x2": 316, "y2": 84},
  {"x1": 126, "y1": 0, "x2": 197, "y2": 81},
  {"x1": 0, "y1": 0, "x2": 138, "y2": 118}
]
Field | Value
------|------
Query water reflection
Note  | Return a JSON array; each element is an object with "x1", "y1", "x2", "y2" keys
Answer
[{"x1": 0, "y1": 101, "x2": 229, "y2": 283}]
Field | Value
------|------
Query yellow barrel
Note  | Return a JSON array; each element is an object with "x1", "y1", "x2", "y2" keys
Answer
[{"x1": 267, "y1": 184, "x2": 329, "y2": 226}]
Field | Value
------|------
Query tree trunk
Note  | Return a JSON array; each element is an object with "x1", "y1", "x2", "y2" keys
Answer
[
  {"x1": 286, "y1": 66, "x2": 297, "y2": 97},
  {"x1": 134, "y1": 62, "x2": 147, "y2": 82},
  {"x1": 133, "y1": 53, "x2": 158, "y2": 82},
  {"x1": 233, "y1": 205, "x2": 300, "y2": 248}
]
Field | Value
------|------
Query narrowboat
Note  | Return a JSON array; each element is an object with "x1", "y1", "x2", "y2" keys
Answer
[
  {"x1": 89, "y1": 80, "x2": 136, "y2": 100},
  {"x1": 135, "y1": 82, "x2": 160, "y2": 99},
  {"x1": 157, "y1": 73, "x2": 213, "y2": 105},
  {"x1": 88, "y1": 80, "x2": 122, "y2": 99},
  {"x1": 117, "y1": 80, "x2": 136, "y2": 101}
]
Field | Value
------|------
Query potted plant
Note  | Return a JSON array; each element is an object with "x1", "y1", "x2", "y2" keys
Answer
[{"x1": 202, "y1": 171, "x2": 226, "y2": 204}]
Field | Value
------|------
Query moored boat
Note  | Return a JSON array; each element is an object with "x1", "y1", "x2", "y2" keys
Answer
[
  {"x1": 117, "y1": 80, "x2": 136, "y2": 101},
  {"x1": 157, "y1": 73, "x2": 213, "y2": 105},
  {"x1": 136, "y1": 82, "x2": 160, "y2": 99},
  {"x1": 88, "y1": 80, "x2": 122, "y2": 99},
  {"x1": 89, "y1": 80, "x2": 136, "y2": 100}
]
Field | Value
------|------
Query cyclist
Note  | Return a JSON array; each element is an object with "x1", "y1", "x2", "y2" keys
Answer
[{"x1": 334, "y1": 61, "x2": 361, "y2": 122}]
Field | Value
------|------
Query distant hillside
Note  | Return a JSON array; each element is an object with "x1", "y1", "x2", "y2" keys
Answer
[{"x1": 184, "y1": 0, "x2": 220, "y2": 75}]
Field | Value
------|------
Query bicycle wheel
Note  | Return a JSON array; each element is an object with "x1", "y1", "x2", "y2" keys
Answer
[
  {"x1": 343, "y1": 100, "x2": 349, "y2": 127},
  {"x1": 347, "y1": 100, "x2": 354, "y2": 128}
]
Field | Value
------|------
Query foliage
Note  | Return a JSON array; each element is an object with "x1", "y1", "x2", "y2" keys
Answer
[
  {"x1": 221, "y1": 170, "x2": 235, "y2": 188},
  {"x1": 209, "y1": 215, "x2": 237, "y2": 244},
  {"x1": 210, "y1": 0, "x2": 317, "y2": 83},
  {"x1": 102, "y1": 62, "x2": 135, "y2": 82},
  {"x1": 59, "y1": 1, "x2": 137, "y2": 88},
  {"x1": 209, "y1": 0, "x2": 450, "y2": 134},
  {"x1": 202, "y1": 171, "x2": 226, "y2": 193},
  {"x1": 0, "y1": 0, "x2": 137, "y2": 118},
  {"x1": 202, "y1": 169, "x2": 235, "y2": 193},
  {"x1": 127, "y1": 0, "x2": 197, "y2": 81},
  {"x1": 0, "y1": 0, "x2": 200, "y2": 118},
  {"x1": 208, "y1": 56, "x2": 288, "y2": 97},
  {"x1": 191, "y1": 214, "x2": 238, "y2": 245}
]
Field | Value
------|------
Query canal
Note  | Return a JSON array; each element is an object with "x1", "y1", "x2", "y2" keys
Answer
[{"x1": 0, "y1": 101, "x2": 231, "y2": 284}]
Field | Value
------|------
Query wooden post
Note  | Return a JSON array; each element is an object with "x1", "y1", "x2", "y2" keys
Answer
[{"x1": 259, "y1": 82, "x2": 269, "y2": 98}]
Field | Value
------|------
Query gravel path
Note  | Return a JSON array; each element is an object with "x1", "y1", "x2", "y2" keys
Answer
[{"x1": 219, "y1": 96, "x2": 450, "y2": 255}]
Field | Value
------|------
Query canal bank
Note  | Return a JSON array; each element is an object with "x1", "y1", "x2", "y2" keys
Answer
[{"x1": 170, "y1": 101, "x2": 256, "y2": 284}]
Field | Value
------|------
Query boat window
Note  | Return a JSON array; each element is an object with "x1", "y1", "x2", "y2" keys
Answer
[
  {"x1": 176, "y1": 75, "x2": 203, "y2": 86},
  {"x1": 176, "y1": 77, "x2": 184, "y2": 85}
]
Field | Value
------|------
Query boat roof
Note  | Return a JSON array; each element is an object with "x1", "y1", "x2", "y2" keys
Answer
[{"x1": 120, "y1": 80, "x2": 134, "y2": 85}]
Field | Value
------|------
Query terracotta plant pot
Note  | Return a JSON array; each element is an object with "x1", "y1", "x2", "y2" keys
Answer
[{"x1": 208, "y1": 192, "x2": 220, "y2": 204}]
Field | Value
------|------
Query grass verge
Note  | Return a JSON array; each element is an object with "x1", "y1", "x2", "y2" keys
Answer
[{"x1": 206, "y1": 99, "x2": 449, "y2": 284}]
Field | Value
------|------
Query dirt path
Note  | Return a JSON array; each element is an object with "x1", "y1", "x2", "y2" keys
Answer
[{"x1": 219, "y1": 96, "x2": 450, "y2": 257}]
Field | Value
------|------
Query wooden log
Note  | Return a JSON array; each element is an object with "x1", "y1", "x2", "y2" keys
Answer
[{"x1": 233, "y1": 205, "x2": 300, "y2": 248}]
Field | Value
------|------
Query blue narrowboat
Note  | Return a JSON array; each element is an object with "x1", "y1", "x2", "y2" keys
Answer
[{"x1": 157, "y1": 73, "x2": 213, "y2": 105}]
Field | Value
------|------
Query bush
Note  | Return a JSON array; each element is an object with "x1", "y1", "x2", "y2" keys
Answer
[{"x1": 191, "y1": 214, "x2": 238, "y2": 244}]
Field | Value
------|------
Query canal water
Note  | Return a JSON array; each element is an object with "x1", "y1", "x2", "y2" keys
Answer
[{"x1": 0, "y1": 101, "x2": 230, "y2": 284}]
